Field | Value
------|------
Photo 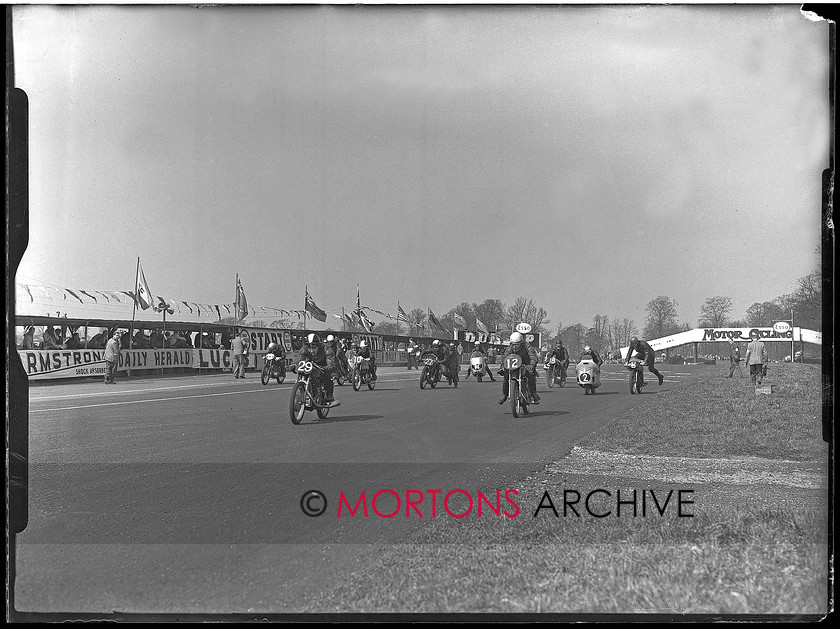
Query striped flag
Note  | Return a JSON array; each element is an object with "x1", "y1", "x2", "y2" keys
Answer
[
  {"x1": 359, "y1": 309, "x2": 375, "y2": 332},
  {"x1": 452, "y1": 313, "x2": 467, "y2": 328},
  {"x1": 476, "y1": 318, "x2": 489, "y2": 334}
]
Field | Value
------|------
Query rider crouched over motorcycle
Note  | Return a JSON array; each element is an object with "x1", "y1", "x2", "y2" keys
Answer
[
  {"x1": 578, "y1": 345, "x2": 603, "y2": 366},
  {"x1": 546, "y1": 339, "x2": 570, "y2": 384},
  {"x1": 357, "y1": 339, "x2": 377, "y2": 381},
  {"x1": 626, "y1": 336, "x2": 664, "y2": 386},
  {"x1": 421, "y1": 339, "x2": 447, "y2": 379},
  {"x1": 267, "y1": 341, "x2": 286, "y2": 368},
  {"x1": 464, "y1": 341, "x2": 497, "y2": 381},
  {"x1": 498, "y1": 332, "x2": 540, "y2": 405},
  {"x1": 298, "y1": 333, "x2": 336, "y2": 404}
]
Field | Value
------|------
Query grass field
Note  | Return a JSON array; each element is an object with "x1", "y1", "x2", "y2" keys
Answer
[{"x1": 303, "y1": 363, "x2": 830, "y2": 616}]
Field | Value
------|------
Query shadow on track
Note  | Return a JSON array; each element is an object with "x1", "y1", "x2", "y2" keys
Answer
[
  {"x1": 509, "y1": 410, "x2": 571, "y2": 419},
  {"x1": 300, "y1": 414, "x2": 384, "y2": 425}
]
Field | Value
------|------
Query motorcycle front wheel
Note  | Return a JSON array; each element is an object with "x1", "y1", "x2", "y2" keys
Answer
[
  {"x1": 352, "y1": 368, "x2": 362, "y2": 391},
  {"x1": 420, "y1": 366, "x2": 428, "y2": 389},
  {"x1": 261, "y1": 364, "x2": 270, "y2": 386},
  {"x1": 546, "y1": 366, "x2": 555, "y2": 388},
  {"x1": 630, "y1": 371, "x2": 638, "y2": 394},
  {"x1": 290, "y1": 381, "x2": 307, "y2": 424},
  {"x1": 510, "y1": 380, "x2": 520, "y2": 418}
]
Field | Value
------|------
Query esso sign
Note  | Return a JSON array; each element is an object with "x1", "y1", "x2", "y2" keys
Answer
[
  {"x1": 773, "y1": 321, "x2": 791, "y2": 334},
  {"x1": 515, "y1": 322, "x2": 532, "y2": 334}
]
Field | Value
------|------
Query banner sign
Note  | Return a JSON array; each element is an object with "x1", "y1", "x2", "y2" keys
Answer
[
  {"x1": 453, "y1": 330, "x2": 504, "y2": 345},
  {"x1": 700, "y1": 327, "x2": 794, "y2": 342},
  {"x1": 19, "y1": 349, "x2": 194, "y2": 380}
]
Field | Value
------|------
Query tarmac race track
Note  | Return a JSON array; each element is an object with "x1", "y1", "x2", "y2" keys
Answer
[{"x1": 15, "y1": 364, "x2": 689, "y2": 614}]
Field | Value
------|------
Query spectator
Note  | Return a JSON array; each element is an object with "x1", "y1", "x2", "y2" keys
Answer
[
  {"x1": 170, "y1": 331, "x2": 189, "y2": 349},
  {"x1": 406, "y1": 338, "x2": 418, "y2": 370},
  {"x1": 120, "y1": 330, "x2": 131, "y2": 349},
  {"x1": 132, "y1": 329, "x2": 149, "y2": 349},
  {"x1": 744, "y1": 330, "x2": 768, "y2": 385},
  {"x1": 231, "y1": 330, "x2": 248, "y2": 378},
  {"x1": 22, "y1": 326, "x2": 35, "y2": 350},
  {"x1": 86, "y1": 328, "x2": 109, "y2": 349},
  {"x1": 104, "y1": 330, "x2": 123, "y2": 384},
  {"x1": 42, "y1": 326, "x2": 66, "y2": 350},
  {"x1": 727, "y1": 339, "x2": 743, "y2": 378},
  {"x1": 64, "y1": 331, "x2": 83, "y2": 349},
  {"x1": 149, "y1": 329, "x2": 165, "y2": 349}
]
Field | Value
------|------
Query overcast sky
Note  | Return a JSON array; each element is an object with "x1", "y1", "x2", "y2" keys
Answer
[{"x1": 12, "y1": 4, "x2": 829, "y2": 331}]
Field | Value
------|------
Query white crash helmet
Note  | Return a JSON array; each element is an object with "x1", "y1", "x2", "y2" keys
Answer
[
  {"x1": 360, "y1": 340, "x2": 367, "y2": 348},
  {"x1": 510, "y1": 332, "x2": 524, "y2": 345},
  {"x1": 432, "y1": 339, "x2": 440, "y2": 346},
  {"x1": 306, "y1": 333, "x2": 320, "y2": 345},
  {"x1": 326, "y1": 334, "x2": 335, "y2": 342},
  {"x1": 584, "y1": 345, "x2": 591, "y2": 352}
]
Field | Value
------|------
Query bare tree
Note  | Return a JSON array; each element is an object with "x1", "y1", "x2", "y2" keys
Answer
[
  {"x1": 473, "y1": 299, "x2": 505, "y2": 332},
  {"x1": 559, "y1": 323, "x2": 588, "y2": 356},
  {"x1": 505, "y1": 297, "x2": 550, "y2": 333},
  {"x1": 643, "y1": 296, "x2": 680, "y2": 339},
  {"x1": 744, "y1": 301, "x2": 785, "y2": 327},
  {"x1": 698, "y1": 296, "x2": 733, "y2": 327},
  {"x1": 408, "y1": 308, "x2": 427, "y2": 331},
  {"x1": 590, "y1": 314, "x2": 609, "y2": 351}
]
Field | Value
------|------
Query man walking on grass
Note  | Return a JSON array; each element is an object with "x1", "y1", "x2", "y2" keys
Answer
[{"x1": 727, "y1": 338, "x2": 744, "y2": 378}]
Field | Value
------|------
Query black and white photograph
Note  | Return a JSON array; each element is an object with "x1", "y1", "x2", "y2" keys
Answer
[{"x1": 7, "y1": 1, "x2": 833, "y2": 620}]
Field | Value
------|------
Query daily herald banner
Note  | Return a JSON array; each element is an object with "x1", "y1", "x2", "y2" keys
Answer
[{"x1": 19, "y1": 349, "x2": 194, "y2": 380}]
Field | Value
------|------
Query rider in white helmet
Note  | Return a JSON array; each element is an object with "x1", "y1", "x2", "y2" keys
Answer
[
  {"x1": 579, "y1": 345, "x2": 603, "y2": 366},
  {"x1": 498, "y1": 331, "x2": 540, "y2": 405},
  {"x1": 357, "y1": 339, "x2": 377, "y2": 380}
]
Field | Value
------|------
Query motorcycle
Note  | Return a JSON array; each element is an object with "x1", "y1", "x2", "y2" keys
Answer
[
  {"x1": 544, "y1": 356, "x2": 567, "y2": 388},
  {"x1": 419, "y1": 356, "x2": 442, "y2": 389},
  {"x1": 333, "y1": 352, "x2": 349, "y2": 386},
  {"x1": 261, "y1": 352, "x2": 287, "y2": 385},
  {"x1": 289, "y1": 360, "x2": 339, "y2": 424},
  {"x1": 502, "y1": 353, "x2": 532, "y2": 418},
  {"x1": 351, "y1": 355, "x2": 376, "y2": 391},
  {"x1": 576, "y1": 359, "x2": 602, "y2": 395},
  {"x1": 470, "y1": 356, "x2": 487, "y2": 382},
  {"x1": 626, "y1": 356, "x2": 645, "y2": 394}
]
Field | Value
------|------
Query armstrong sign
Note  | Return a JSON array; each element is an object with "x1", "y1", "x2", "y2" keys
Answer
[{"x1": 700, "y1": 327, "x2": 794, "y2": 342}]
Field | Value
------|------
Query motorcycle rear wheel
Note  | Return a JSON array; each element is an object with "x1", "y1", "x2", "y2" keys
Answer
[
  {"x1": 276, "y1": 368, "x2": 286, "y2": 384},
  {"x1": 290, "y1": 382, "x2": 307, "y2": 425},
  {"x1": 367, "y1": 376, "x2": 375, "y2": 390},
  {"x1": 316, "y1": 396, "x2": 331, "y2": 419}
]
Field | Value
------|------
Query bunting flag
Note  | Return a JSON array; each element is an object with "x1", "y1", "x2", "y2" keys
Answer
[
  {"x1": 476, "y1": 318, "x2": 489, "y2": 334},
  {"x1": 428, "y1": 309, "x2": 444, "y2": 332},
  {"x1": 397, "y1": 303, "x2": 411, "y2": 324},
  {"x1": 344, "y1": 312, "x2": 355, "y2": 326},
  {"x1": 236, "y1": 276, "x2": 248, "y2": 320},
  {"x1": 359, "y1": 310, "x2": 375, "y2": 333},
  {"x1": 119, "y1": 291, "x2": 135, "y2": 301},
  {"x1": 96, "y1": 291, "x2": 112, "y2": 302},
  {"x1": 183, "y1": 301, "x2": 195, "y2": 314},
  {"x1": 23, "y1": 284, "x2": 33, "y2": 302},
  {"x1": 79, "y1": 290, "x2": 98, "y2": 302},
  {"x1": 215, "y1": 305, "x2": 222, "y2": 320},
  {"x1": 452, "y1": 313, "x2": 467, "y2": 328},
  {"x1": 65, "y1": 289, "x2": 84, "y2": 304},
  {"x1": 135, "y1": 259, "x2": 155, "y2": 310}
]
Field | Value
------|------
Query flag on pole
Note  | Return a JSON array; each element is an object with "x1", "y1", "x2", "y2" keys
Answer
[
  {"x1": 476, "y1": 318, "x2": 489, "y2": 334},
  {"x1": 428, "y1": 308, "x2": 444, "y2": 332},
  {"x1": 305, "y1": 290, "x2": 328, "y2": 322},
  {"x1": 452, "y1": 313, "x2": 467, "y2": 328},
  {"x1": 397, "y1": 303, "x2": 411, "y2": 325},
  {"x1": 236, "y1": 277, "x2": 248, "y2": 320},
  {"x1": 135, "y1": 259, "x2": 154, "y2": 310}
]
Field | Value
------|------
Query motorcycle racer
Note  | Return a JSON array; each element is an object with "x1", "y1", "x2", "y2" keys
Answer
[
  {"x1": 545, "y1": 338, "x2": 570, "y2": 384},
  {"x1": 464, "y1": 341, "x2": 497, "y2": 381},
  {"x1": 299, "y1": 333, "x2": 336, "y2": 404},
  {"x1": 498, "y1": 332, "x2": 541, "y2": 405},
  {"x1": 578, "y1": 345, "x2": 603, "y2": 366},
  {"x1": 357, "y1": 339, "x2": 377, "y2": 381},
  {"x1": 625, "y1": 336, "x2": 664, "y2": 386}
]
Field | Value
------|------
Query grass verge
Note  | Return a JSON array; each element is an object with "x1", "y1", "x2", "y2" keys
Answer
[{"x1": 303, "y1": 363, "x2": 829, "y2": 615}]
